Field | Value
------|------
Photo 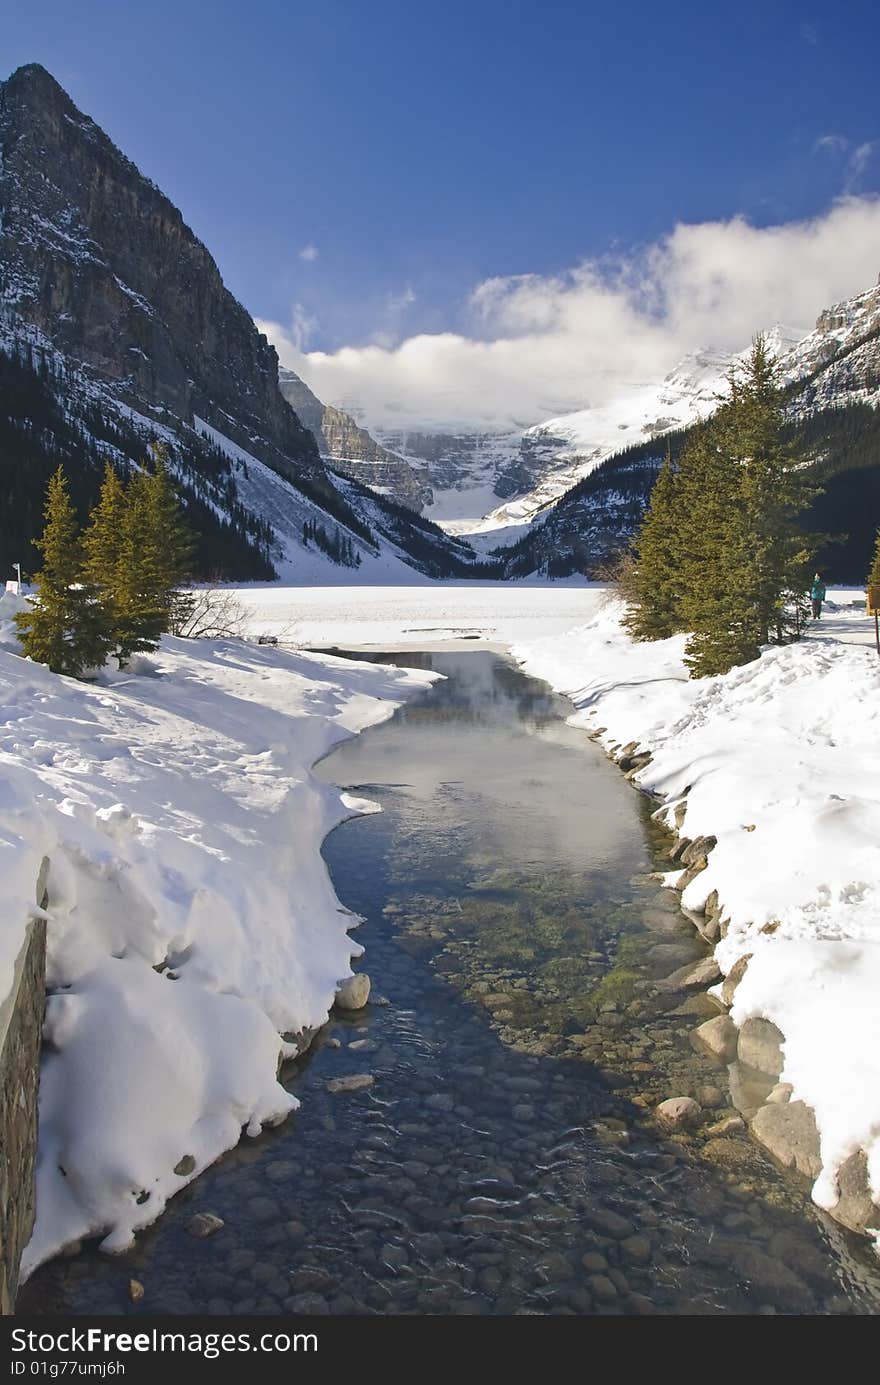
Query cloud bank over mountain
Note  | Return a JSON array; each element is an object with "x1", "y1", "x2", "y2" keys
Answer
[{"x1": 260, "y1": 197, "x2": 880, "y2": 432}]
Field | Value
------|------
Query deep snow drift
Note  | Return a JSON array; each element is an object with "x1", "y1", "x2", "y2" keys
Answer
[
  {"x1": 514, "y1": 594, "x2": 880, "y2": 1234},
  {"x1": 0, "y1": 594, "x2": 434, "y2": 1272}
]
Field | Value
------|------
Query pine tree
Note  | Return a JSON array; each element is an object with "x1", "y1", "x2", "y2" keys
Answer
[
  {"x1": 677, "y1": 402, "x2": 759, "y2": 677},
  {"x1": 108, "y1": 469, "x2": 168, "y2": 667},
  {"x1": 144, "y1": 449, "x2": 194, "y2": 601},
  {"x1": 15, "y1": 467, "x2": 112, "y2": 677},
  {"x1": 82, "y1": 462, "x2": 126, "y2": 606},
  {"x1": 623, "y1": 445, "x2": 684, "y2": 640},
  {"x1": 680, "y1": 339, "x2": 817, "y2": 677}
]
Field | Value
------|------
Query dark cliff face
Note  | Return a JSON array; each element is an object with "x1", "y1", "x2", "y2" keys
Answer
[
  {"x1": 277, "y1": 368, "x2": 431, "y2": 510},
  {"x1": 0, "y1": 64, "x2": 320, "y2": 481}
]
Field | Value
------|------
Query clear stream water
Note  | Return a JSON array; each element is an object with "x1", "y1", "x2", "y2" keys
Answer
[{"x1": 22, "y1": 651, "x2": 880, "y2": 1316}]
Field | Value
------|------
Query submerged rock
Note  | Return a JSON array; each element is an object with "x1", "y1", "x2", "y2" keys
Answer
[
  {"x1": 326, "y1": 1073, "x2": 375, "y2": 1094},
  {"x1": 656, "y1": 1097, "x2": 701, "y2": 1130},
  {"x1": 737, "y1": 1017, "x2": 785, "y2": 1078},
  {"x1": 187, "y1": 1213, "x2": 224, "y2": 1239},
  {"x1": 691, "y1": 1015, "x2": 738, "y2": 1064}
]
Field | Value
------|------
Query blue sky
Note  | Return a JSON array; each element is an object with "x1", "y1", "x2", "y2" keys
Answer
[{"x1": 3, "y1": 0, "x2": 880, "y2": 426}]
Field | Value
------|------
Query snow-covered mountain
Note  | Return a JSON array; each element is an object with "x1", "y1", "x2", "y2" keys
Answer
[
  {"x1": 781, "y1": 279, "x2": 880, "y2": 415},
  {"x1": 0, "y1": 64, "x2": 478, "y2": 583},
  {"x1": 495, "y1": 277, "x2": 880, "y2": 580},
  {"x1": 458, "y1": 328, "x2": 803, "y2": 536}
]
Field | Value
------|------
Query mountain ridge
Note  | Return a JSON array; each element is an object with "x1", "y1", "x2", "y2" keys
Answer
[{"x1": 0, "y1": 63, "x2": 478, "y2": 581}]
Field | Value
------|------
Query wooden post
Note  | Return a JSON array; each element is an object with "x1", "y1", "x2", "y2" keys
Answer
[{"x1": 868, "y1": 587, "x2": 880, "y2": 656}]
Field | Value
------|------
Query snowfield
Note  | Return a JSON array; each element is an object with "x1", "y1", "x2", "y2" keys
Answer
[
  {"x1": 228, "y1": 580, "x2": 597, "y2": 649},
  {"x1": 0, "y1": 593, "x2": 434, "y2": 1272},
  {"x1": 514, "y1": 591, "x2": 880, "y2": 1234}
]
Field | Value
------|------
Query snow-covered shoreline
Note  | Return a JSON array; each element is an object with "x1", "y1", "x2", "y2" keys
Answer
[
  {"x1": 514, "y1": 593, "x2": 880, "y2": 1241},
  {"x1": 0, "y1": 595, "x2": 435, "y2": 1273}
]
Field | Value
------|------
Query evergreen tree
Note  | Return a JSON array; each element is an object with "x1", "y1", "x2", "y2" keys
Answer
[
  {"x1": 623, "y1": 337, "x2": 818, "y2": 678},
  {"x1": 82, "y1": 462, "x2": 126, "y2": 605},
  {"x1": 15, "y1": 467, "x2": 112, "y2": 677},
  {"x1": 144, "y1": 449, "x2": 195, "y2": 602},
  {"x1": 623, "y1": 445, "x2": 683, "y2": 640},
  {"x1": 677, "y1": 400, "x2": 761, "y2": 677}
]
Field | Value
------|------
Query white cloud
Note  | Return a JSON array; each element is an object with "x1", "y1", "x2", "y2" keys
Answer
[
  {"x1": 298, "y1": 244, "x2": 319, "y2": 262},
  {"x1": 259, "y1": 197, "x2": 880, "y2": 433},
  {"x1": 813, "y1": 133, "x2": 849, "y2": 156},
  {"x1": 845, "y1": 142, "x2": 879, "y2": 193}
]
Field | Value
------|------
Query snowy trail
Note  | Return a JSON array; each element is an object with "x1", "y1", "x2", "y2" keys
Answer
[{"x1": 804, "y1": 592, "x2": 879, "y2": 649}]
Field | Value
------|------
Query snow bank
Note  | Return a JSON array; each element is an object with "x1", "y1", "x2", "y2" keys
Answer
[
  {"x1": 0, "y1": 628, "x2": 434, "y2": 1271},
  {"x1": 514, "y1": 596, "x2": 880, "y2": 1226}
]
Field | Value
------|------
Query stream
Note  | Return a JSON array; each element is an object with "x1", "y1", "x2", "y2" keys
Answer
[{"x1": 21, "y1": 650, "x2": 880, "y2": 1316}]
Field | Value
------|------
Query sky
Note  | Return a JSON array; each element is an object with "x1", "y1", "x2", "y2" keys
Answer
[{"x1": 3, "y1": 0, "x2": 880, "y2": 430}]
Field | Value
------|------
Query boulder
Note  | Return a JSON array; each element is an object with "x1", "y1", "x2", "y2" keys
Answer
[
  {"x1": 830, "y1": 1151, "x2": 880, "y2": 1234},
  {"x1": 727, "y1": 1060, "x2": 777, "y2": 1119},
  {"x1": 656, "y1": 1096, "x2": 701, "y2": 1130},
  {"x1": 657, "y1": 955, "x2": 722, "y2": 993},
  {"x1": 679, "y1": 835, "x2": 717, "y2": 867},
  {"x1": 334, "y1": 974, "x2": 371, "y2": 1011},
  {"x1": 719, "y1": 954, "x2": 751, "y2": 1007},
  {"x1": 737, "y1": 1017, "x2": 785, "y2": 1078},
  {"x1": 750, "y1": 1100, "x2": 822, "y2": 1180},
  {"x1": 691, "y1": 1015, "x2": 738, "y2": 1064}
]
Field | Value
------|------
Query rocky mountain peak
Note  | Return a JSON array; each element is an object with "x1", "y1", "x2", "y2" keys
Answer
[{"x1": 0, "y1": 62, "x2": 320, "y2": 482}]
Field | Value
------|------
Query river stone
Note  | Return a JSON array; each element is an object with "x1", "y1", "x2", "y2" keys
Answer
[
  {"x1": 700, "y1": 1137, "x2": 753, "y2": 1170},
  {"x1": 187, "y1": 1213, "x2": 224, "y2": 1238},
  {"x1": 656, "y1": 1097, "x2": 701, "y2": 1130},
  {"x1": 750, "y1": 1100, "x2": 822, "y2": 1179},
  {"x1": 128, "y1": 1279, "x2": 145, "y2": 1303},
  {"x1": 658, "y1": 955, "x2": 722, "y2": 992},
  {"x1": 727, "y1": 1245, "x2": 814, "y2": 1314},
  {"x1": 534, "y1": 1253, "x2": 574, "y2": 1284},
  {"x1": 707, "y1": 1113, "x2": 746, "y2": 1136},
  {"x1": 828, "y1": 1151, "x2": 880, "y2": 1234},
  {"x1": 585, "y1": 1207, "x2": 634, "y2": 1239},
  {"x1": 737, "y1": 1017, "x2": 785, "y2": 1077},
  {"x1": 174, "y1": 1154, "x2": 196, "y2": 1176},
  {"x1": 588, "y1": 1274, "x2": 617, "y2": 1300},
  {"x1": 621, "y1": 1234, "x2": 652, "y2": 1264},
  {"x1": 672, "y1": 992, "x2": 720, "y2": 1019},
  {"x1": 679, "y1": 835, "x2": 717, "y2": 867},
  {"x1": 691, "y1": 1014, "x2": 738, "y2": 1064},
  {"x1": 334, "y1": 974, "x2": 371, "y2": 1010},
  {"x1": 727, "y1": 1060, "x2": 777, "y2": 1119},
  {"x1": 326, "y1": 1073, "x2": 374, "y2": 1094},
  {"x1": 720, "y1": 954, "x2": 752, "y2": 1008}
]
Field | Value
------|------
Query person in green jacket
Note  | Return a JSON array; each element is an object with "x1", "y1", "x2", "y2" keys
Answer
[{"x1": 810, "y1": 573, "x2": 826, "y2": 620}]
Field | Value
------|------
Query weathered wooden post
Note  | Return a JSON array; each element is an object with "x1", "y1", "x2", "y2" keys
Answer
[{"x1": 868, "y1": 586, "x2": 880, "y2": 657}]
